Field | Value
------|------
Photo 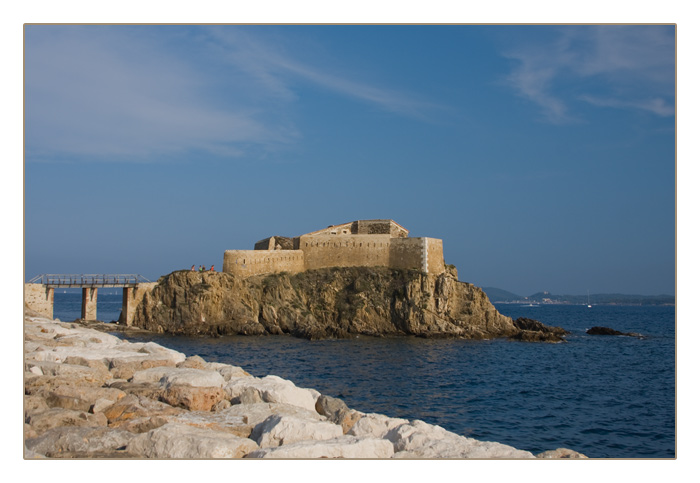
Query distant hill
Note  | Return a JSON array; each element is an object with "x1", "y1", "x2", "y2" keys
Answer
[
  {"x1": 481, "y1": 287, "x2": 523, "y2": 302},
  {"x1": 482, "y1": 287, "x2": 675, "y2": 306}
]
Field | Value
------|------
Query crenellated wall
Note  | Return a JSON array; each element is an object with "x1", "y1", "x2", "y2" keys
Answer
[
  {"x1": 222, "y1": 220, "x2": 447, "y2": 278},
  {"x1": 223, "y1": 249, "x2": 305, "y2": 278},
  {"x1": 299, "y1": 234, "x2": 392, "y2": 270}
]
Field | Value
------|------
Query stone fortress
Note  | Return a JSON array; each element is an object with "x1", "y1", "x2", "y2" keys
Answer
[{"x1": 223, "y1": 219, "x2": 445, "y2": 278}]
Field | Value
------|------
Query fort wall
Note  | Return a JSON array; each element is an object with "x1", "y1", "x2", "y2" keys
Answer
[
  {"x1": 222, "y1": 220, "x2": 447, "y2": 279},
  {"x1": 299, "y1": 234, "x2": 392, "y2": 270},
  {"x1": 388, "y1": 237, "x2": 425, "y2": 272},
  {"x1": 223, "y1": 250, "x2": 305, "y2": 278},
  {"x1": 24, "y1": 283, "x2": 54, "y2": 319},
  {"x1": 425, "y1": 238, "x2": 445, "y2": 275}
]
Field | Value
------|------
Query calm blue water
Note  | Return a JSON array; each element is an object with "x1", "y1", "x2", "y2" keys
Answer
[{"x1": 49, "y1": 294, "x2": 675, "y2": 458}]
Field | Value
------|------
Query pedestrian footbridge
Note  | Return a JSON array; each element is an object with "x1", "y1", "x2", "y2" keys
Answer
[{"x1": 25, "y1": 274, "x2": 154, "y2": 325}]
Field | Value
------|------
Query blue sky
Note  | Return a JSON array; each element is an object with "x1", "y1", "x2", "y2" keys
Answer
[{"x1": 23, "y1": 24, "x2": 676, "y2": 296}]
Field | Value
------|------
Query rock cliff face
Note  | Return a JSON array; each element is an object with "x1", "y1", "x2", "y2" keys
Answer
[{"x1": 130, "y1": 268, "x2": 566, "y2": 342}]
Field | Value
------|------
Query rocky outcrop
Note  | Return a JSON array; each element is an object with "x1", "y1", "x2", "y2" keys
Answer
[
  {"x1": 586, "y1": 326, "x2": 643, "y2": 337},
  {"x1": 129, "y1": 268, "x2": 566, "y2": 342},
  {"x1": 24, "y1": 313, "x2": 584, "y2": 459}
]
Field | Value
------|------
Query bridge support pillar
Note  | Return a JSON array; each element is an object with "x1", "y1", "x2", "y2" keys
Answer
[
  {"x1": 81, "y1": 287, "x2": 97, "y2": 320},
  {"x1": 120, "y1": 287, "x2": 133, "y2": 326}
]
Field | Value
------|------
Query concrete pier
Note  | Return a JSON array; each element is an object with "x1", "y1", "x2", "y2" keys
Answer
[{"x1": 81, "y1": 287, "x2": 97, "y2": 320}]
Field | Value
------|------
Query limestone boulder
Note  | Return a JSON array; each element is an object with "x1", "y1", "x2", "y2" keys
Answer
[
  {"x1": 246, "y1": 435, "x2": 394, "y2": 459},
  {"x1": 177, "y1": 355, "x2": 208, "y2": 369},
  {"x1": 251, "y1": 414, "x2": 344, "y2": 448},
  {"x1": 160, "y1": 384, "x2": 227, "y2": 411},
  {"x1": 24, "y1": 361, "x2": 111, "y2": 386},
  {"x1": 101, "y1": 394, "x2": 183, "y2": 427},
  {"x1": 125, "y1": 423, "x2": 259, "y2": 458},
  {"x1": 205, "y1": 362, "x2": 251, "y2": 381},
  {"x1": 169, "y1": 410, "x2": 251, "y2": 438},
  {"x1": 107, "y1": 381, "x2": 164, "y2": 400},
  {"x1": 25, "y1": 426, "x2": 135, "y2": 458},
  {"x1": 26, "y1": 408, "x2": 108, "y2": 434},
  {"x1": 315, "y1": 395, "x2": 362, "y2": 433},
  {"x1": 347, "y1": 412, "x2": 408, "y2": 439},
  {"x1": 386, "y1": 420, "x2": 534, "y2": 458},
  {"x1": 225, "y1": 375, "x2": 318, "y2": 412},
  {"x1": 108, "y1": 357, "x2": 175, "y2": 380},
  {"x1": 218, "y1": 402, "x2": 325, "y2": 437},
  {"x1": 131, "y1": 366, "x2": 225, "y2": 388},
  {"x1": 536, "y1": 448, "x2": 588, "y2": 458}
]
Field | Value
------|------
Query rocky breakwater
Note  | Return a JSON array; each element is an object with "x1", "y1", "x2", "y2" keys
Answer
[
  {"x1": 130, "y1": 268, "x2": 567, "y2": 342},
  {"x1": 24, "y1": 312, "x2": 585, "y2": 459}
]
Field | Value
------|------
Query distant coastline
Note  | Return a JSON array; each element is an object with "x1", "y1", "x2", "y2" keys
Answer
[{"x1": 483, "y1": 287, "x2": 675, "y2": 306}]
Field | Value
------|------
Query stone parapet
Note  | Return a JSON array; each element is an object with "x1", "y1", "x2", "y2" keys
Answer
[{"x1": 223, "y1": 250, "x2": 305, "y2": 278}]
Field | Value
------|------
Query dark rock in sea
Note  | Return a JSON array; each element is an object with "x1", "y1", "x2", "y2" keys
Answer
[
  {"x1": 129, "y1": 268, "x2": 568, "y2": 342},
  {"x1": 586, "y1": 326, "x2": 643, "y2": 337}
]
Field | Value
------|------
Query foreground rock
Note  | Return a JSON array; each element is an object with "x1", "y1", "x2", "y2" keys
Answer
[
  {"x1": 129, "y1": 268, "x2": 567, "y2": 342},
  {"x1": 24, "y1": 313, "x2": 583, "y2": 459}
]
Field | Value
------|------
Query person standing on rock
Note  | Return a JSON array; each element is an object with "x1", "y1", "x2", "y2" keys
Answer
[
  {"x1": 191, "y1": 265, "x2": 196, "y2": 271},
  {"x1": 210, "y1": 265, "x2": 215, "y2": 272}
]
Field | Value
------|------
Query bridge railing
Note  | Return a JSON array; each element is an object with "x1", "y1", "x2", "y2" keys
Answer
[{"x1": 28, "y1": 274, "x2": 151, "y2": 287}]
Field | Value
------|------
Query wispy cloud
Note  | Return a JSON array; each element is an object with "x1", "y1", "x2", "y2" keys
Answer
[
  {"x1": 25, "y1": 26, "x2": 433, "y2": 163},
  {"x1": 502, "y1": 25, "x2": 675, "y2": 123},
  {"x1": 205, "y1": 27, "x2": 438, "y2": 118}
]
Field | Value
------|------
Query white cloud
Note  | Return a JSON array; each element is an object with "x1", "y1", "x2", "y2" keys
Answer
[
  {"x1": 25, "y1": 26, "x2": 435, "y2": 163},
  {"x1": 502, "y1": 25, "x2": 675, "y2": 123}
]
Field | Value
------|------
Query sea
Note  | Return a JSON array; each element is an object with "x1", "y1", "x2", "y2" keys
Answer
[{"x1": 50, "y1": 292, "x2": 675, "y2": 458}]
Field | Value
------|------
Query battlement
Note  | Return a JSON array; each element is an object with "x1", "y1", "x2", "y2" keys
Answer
[{"x1": 223, "y1": 220, "x2": 445, "y2": 278}]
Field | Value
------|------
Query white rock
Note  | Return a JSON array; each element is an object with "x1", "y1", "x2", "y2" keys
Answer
[
  {"x1": 125, "y1": 423, "x2": 258, "y2": 458},
  {"x1": 205, "y1": 362, "x2": 250, "y2": 381},
  {"x1": 224, "y1": 375, "x2": 318, "y2": 412},
  {"x1": 386, "y1": 420, "x2": 534, "y2": 459},
  {"x1": 130, "y1": 367, "x2": 225, "y2": 388},
  {"x1": 160, "y1": 368, "x2": 226, "y2": 388},
  {"x1": 251, "y1": 414, "x2": 343, "y2": 448},
  {"x1": 246, "y1": 435, "x2": 394, "y2": 459},
  {"x1": 347, "y1": 413, "x2": 408, "y2": 439},
  {"x1": 221, "y1": 402, "x2": 325, "y2": 428}
]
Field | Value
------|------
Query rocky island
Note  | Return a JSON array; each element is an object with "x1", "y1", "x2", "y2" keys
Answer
[
  {"x1": 129, "y1": 267, "x2": 567, "y2": 342},
  {"x1": 23, "y1": 311, "x2": 584, "y2": 458}
]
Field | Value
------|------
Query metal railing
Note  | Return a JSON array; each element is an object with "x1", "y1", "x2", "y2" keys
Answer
[{"x1": 28, "y1": 274, "x2": 151, "y2": 288}]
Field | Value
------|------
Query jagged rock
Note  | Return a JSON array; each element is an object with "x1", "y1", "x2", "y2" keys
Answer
[
  {"x1": 25, "y1": 426, "x2": 135, "y2": 458},
  {"x1": 251, "y1": 414, "x2": 344, "y2": 448},
  {"x1": 125, "y1": 423, "x2": 258, "y2": 458},
  {"x1": 130, "y1": 268, "x2": 566, "y2": 341},
  {"x1": 586, "y1": 326, "x2": 642, "y2": 337},
  {"x1": 245, "y1": 435, "x2": 395, "y2": 459},
  {"x1": 315, "y1": 395, "x2": 362, "y2": 433},
  {"x1": 161, "y1": 384, "x2": 227, "y2": 411}
]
